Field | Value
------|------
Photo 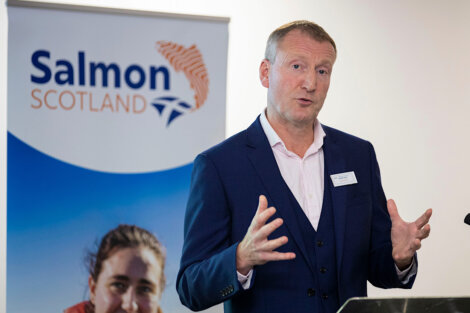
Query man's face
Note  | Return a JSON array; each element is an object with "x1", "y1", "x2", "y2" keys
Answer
[{"x1": 260, "y1": 29, "x2": 336, "y2": 128}]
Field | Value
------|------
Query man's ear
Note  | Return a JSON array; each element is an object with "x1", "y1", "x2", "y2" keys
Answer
[
  {"x1": 259, "y1": 59, "x2": 271, "y2": 88},
  {"x1": 88, "y1": 276, "x2": 96, "y2": 304}
]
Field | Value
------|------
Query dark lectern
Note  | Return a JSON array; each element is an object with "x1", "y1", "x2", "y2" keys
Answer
[{"x1": 337, "y1": 297, "x2": 470, "y2": 313}]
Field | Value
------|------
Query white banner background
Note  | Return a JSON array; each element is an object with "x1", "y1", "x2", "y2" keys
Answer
[{"x1": 8, "y1": 4, "x2": 227, "y2": 173}]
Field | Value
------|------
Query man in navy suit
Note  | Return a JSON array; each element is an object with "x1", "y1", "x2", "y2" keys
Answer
[{"x1": 177, "y1": 20, "x2": 432, "y2": 313}]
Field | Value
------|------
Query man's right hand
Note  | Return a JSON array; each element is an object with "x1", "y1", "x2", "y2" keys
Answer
[{"x1": 236, "y1": 195, "x2": 296, "y2": 275}]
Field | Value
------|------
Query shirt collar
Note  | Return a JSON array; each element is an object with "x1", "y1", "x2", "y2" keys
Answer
[{"x1": 259, "y1": 109, "x2": 326, "y2": 155}]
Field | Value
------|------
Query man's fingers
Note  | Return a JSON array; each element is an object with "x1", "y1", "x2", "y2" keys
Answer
[
  {"x1": 415, "y1": 208, "x2": 432, "y2": 229},
  {"x1": 251, "y1": 195, "x2": 276, "y2": 230},
  {"x1": 387, "y1": 199, "x2": 400, "y2": 221},
  {"x1": 253, "y1": 207, "x2": 277, "y2": 230},
  {"x1": 256, "y1": 195, "x2": 269, "y2": 214},
  {"x1": 263, "y1": 235, "x2": 288, "y2": 251},
  {"x1": 418, "y1": 224, "x2": 431, "y2": 239},
  {"x1": 257, "y1": 217, "x2": 283, "y2": 239},
  {"x1": 411, "y1": 238, "x2": 422, "y2": 251},
  {"x1": 263, "y1": 251, "x2": 296, "y2": 262}
]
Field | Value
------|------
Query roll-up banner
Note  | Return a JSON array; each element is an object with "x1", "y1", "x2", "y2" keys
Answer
[{"x1": 7, "y1": 1, "x2": 228, "y2": 312}]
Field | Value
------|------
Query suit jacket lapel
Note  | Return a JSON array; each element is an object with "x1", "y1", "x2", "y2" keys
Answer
[
  {"x1": 245, "y1": 117, "x2": 316, "y2": 274},
  {"x1": 322, "y1": 126, "x2": 348, "y2": 277}
]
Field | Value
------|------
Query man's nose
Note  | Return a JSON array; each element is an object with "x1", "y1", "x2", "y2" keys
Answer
[
  {"x1": 302, "y1": 70, "x2": 317, "y2": 91},
  {"x1": 121, "y1": 289, "x2": 139, "y2": 313}
]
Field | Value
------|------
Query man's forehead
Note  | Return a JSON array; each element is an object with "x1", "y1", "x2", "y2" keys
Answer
[
  {"x1": 279, "y1": 29, "x2": 325, "y2": 44},
  {"x1": 276, "y1": 32, "x2": 336, "y2": 63}
]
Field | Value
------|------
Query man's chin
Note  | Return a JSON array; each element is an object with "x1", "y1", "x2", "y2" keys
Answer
[{"x1": 288, "y1": 115, "x2": 317, "y2": 128}]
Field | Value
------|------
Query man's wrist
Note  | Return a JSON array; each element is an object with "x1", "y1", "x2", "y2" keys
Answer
[
  {"x1": 236, "y1": 243, "x2": 253, "y2": 275},
  {"x1": 394, "y1": 258, "x2": 412, "y2": 271}
]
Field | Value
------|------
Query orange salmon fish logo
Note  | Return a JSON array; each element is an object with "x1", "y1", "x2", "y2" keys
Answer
[{"x1": 152, "y1": 41, "x2": 209, "y2": 126}]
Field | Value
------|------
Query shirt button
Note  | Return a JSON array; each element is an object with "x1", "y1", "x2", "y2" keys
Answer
[
  {"x1": 322, "y1": 293, "x2": 328, "y2": 300},
  {"x1": 307, "y1": 288, "x2": 316, "y2": 297},
  {"x1": 320, "y1": 267, "x2": 327, "y2": 274},
  {"x1": 317, "y1": 240, "x2": 324, "y2": 247}
]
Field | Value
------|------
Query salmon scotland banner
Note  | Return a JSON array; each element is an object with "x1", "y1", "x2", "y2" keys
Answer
[{"x1": 7, "y1": 1, "x2": 228, "y2": 312}]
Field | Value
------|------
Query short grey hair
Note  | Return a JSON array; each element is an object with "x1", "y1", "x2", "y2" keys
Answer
[{"x1": 265, "y1": 20, "x2": 337, "y2": 63}]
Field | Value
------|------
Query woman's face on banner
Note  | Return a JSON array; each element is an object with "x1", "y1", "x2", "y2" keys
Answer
[{"x1": 89, "y1": 247, "x2": 163, "y2": 313}]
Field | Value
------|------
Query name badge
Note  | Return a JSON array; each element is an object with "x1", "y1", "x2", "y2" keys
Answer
[{"x1": 330, "y1": 171, "x2": 357, "y2": 187}]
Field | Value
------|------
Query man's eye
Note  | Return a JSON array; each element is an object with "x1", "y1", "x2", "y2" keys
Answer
[
  {"x1": 292, "y1": 64, "x2": 300, "y2": 70},
  {"x1": 318, "y1": 69, "x2": 329, "y2": 75}
]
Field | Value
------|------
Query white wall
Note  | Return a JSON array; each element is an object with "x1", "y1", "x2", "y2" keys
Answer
[{"x1": 2, "y1": 0, "x2": 470, "y2": 310}]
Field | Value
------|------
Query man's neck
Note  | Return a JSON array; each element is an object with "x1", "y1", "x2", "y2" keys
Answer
[{"x1": 266, "y1": 113, "x2": 315, "y2": 158}]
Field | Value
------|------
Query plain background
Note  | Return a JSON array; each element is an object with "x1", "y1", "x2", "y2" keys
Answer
[{"x1": 1, "y1": 0, "x2": 470, "y2": 312}]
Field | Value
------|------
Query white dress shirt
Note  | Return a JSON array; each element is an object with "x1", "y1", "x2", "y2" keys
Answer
[{"x1": 260, "y1": 109, "x2": 326, "y2": 230}]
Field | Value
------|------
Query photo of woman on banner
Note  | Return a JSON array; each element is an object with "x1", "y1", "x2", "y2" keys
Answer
[{"x1": 64, "y1": 224, "x2": 166, "y2": 313}]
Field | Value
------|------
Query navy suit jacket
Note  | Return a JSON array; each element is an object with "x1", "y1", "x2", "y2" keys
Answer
[{"x1": 177, "y1": 117, "x2": 415, "y2": 313}]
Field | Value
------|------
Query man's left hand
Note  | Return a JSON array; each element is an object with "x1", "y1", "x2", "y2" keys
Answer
[{"x1": 387, "y1": 199, "x2": 432, "y2": 270}]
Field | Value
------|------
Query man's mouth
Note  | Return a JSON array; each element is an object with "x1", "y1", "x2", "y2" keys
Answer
[{"x1": 296, "y1": 98, "x2": 313, "y2": 104}]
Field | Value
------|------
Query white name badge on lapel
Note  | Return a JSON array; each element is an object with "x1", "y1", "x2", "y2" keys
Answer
[{"x1": 330, "y1": 171, "x2": 358, "y2": 187}]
